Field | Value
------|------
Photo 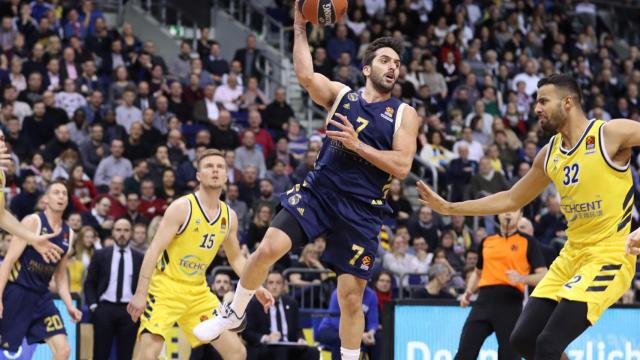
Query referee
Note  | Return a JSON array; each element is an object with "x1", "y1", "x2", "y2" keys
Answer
[{"x1": 454, "y1": 209, "x2": 547, "y2": 360}]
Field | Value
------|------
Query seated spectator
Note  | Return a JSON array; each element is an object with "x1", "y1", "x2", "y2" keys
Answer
[
  {"x1": 67, "y1": 225, "x2": 102, "y2": 293},
  {"x1": 383, "y1": 235, "x2": 421, "y2": 287},
  {"x1": 18, "y1": 72, "x2": 44, "y2": 106},
  {"x1": 265, "y1": 160, "x2": 292, "y2": 195},
  {"x1": 130, "y1": 222, "x2": 148, "y2": 253},
  {"x1": 411, "y1": 263, "x2": 456, "y2": 299},
  {"x1": 203, "y1": 41, "x2": 229, "y2": 82},
  {"x1": 224, "y1": 150, "x2": 244, "y2": 185},
  {"x1": 140, "y1": 108, "x2": 163, "y2": 150},
  {"x1": 286, "y1": 120, "x2": 309, "y2": 163},
  {"x1": 210, "y1": 110, "x2": 240, "y2": 151},
  {"x1": 124, "y1": 159, "x2": 149, "y2": 195},
  {"x1": 124, "y1": 122, "x2": 149, "y2": 163},
  {"x1": 470, "y1": 157, "x2": 509, "y2": 234},
  {"x1": 5, "y1": 116, "x2": 31, "y2": 162},
  {"x1": 240, "y1": 76, "x2": 267, "y2": 111},
  {"x1": 115, "y1": 89, "x2": 142, "y2": 133},
  {"x1": 412, "y1": 236, "x2": 433, "y2": 275},
  {"x1": 408, "y1": 205, "x2": 440, "y2": 251},
  {"x1": 243, "y1": 204, "x2": 272, "y2": 254},
  {"x1": 68, "y1": 163, "x2": 96, "y2": 212},
  {"x1": 226, "y1": 183, "x2": 249, "y2": 235},
  {"x1": 68, "y1": 108, "x2": 89, "y2": 145},
  {"x1": 55, "y1": 78, "x2": 87, "y2": 118},
  {"x1": 147, "y1": 145, "x2": 173, "y2": 184},
  {"x1": 211, "y1": 272, "x2": 233, "y2": 302},
  {"x1": 52, "y1": 148, "x2": 81, "y2": 180},
  {"x1": 177, "y1": 145, "x2": 202, "y2": 191},
  {"x1": 447, "y1": 144, "x2": 478, "y2": 202},
  {"x1": 156, "y1": 168, "x2": 179, "y2": 203},
  {"x1": 10, "y1": 173, "x2": 40, "y2": 220},
  {"x1": 419, "y1": 130, "x2": 454, "y2": 189},
  {"x1": 372, "y1": 270, "x2": 394, "y2": 313},
  {"x1": 316, "y1": 286, "x2": 379, "y2": 360},
  {"x1": 81, "y1": 194, "x2": 114, "y2": 239},
  {"x1": 439, "y1": 231, "x2": 466, "y2": 274},
  {"x1": 108, "y1": 65, "x2": 135, "y2": 106},
  {"x1": 93, "y1": 139, "x2": 133, "y2": 190},
  {"x1": 166, "y1": 129, "x2": 188, "y2": 166},
  {"x1": 21, "y1": 101, "x2": 54, "y2": 152},
  {"x1": 253, "y1": 179, "x2": 278, "y2": 214},
  {"x1": 40, "y1": 114, "x2": 76, "y2": 161},
  {"x1": 167, "y1": 81, "x2": 191, "y2": 122},
  {"x1": 386, "y1": 178, "x2": 412, "y2": 226},
  {"x1": 534, "y1": 196, "x2": 567, "y2": 248},
  {"x1": 214, "y1": 73, "x2": 243, "y2": 112},
  {"x1": 103, "y1": 176, "x2": 127, "y2": 219},
  {"x1": 193, "y1": 84, "x2": 219, "y2": 125},
  {"x1": 244, "y1": 270, "x2": 319, "y2": 360},
  {"x1": 138, "y1": 179, "x2": 168, "y2": 221},
  {"x1": 453, "y1": 127, "x2": 484, "y2": 162},
  {"x1": 100, "y1": 109, "x2": 127, "y2": 144},
  {"x1": 291, "y1": 149, "x2": 317, "y2": 185},
  {"x1": 235, "y1": 131, "x2": 267, "y2": 178},
  {"x1": 262, "y1": 87, "x2": 294, "y2": 134},
  {"x1": 443, "y1": 215, "x2": 475, "y2": 251},
  {"x1": 243, "y1": 110, "x2": 275, "y2": 159}
]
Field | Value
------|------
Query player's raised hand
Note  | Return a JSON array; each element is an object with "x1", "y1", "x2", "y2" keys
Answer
[
  {"x1": 293, "y1": 0, "x2": 308, "y2": 26},
  {"x1": 625, "y1": 228, "x2": 640, "y2": 255},
  {"x1": 326, "y1": 113, "x2": 359, "y2": 152},
  {"x1": 127, "y1": 292, "x2": 147, "y2": 322},
  {"x1": 31, "y1": 232, "x2": 64, "y2": 263},
  {"x1": 417, "y1": 180, "x2": 451, "y2": 215},
  {"x1": 68, "y1": 306, "x2": 83, "y2": 323},
  {"x1": 255, "y1": 286, "x2": 275, "y2": 313}
]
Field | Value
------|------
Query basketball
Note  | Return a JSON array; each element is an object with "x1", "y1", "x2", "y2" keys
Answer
[{"x1": 299, "y1": 0, "x2": 348, "y2": 26}]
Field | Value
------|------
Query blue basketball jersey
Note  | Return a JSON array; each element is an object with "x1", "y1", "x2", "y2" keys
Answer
[
  {"x1": 8, "y1": 212, "x2": 71, "y2": 293},
  {"x1": 306, "y1": 87, "x2": 407, "y2": 208}
]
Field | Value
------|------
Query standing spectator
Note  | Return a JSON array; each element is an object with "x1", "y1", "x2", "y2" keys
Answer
[
  {"x1": 233, "y1": 34, "x2": 261, "y2": 81},
  {"x1": 93, "y1": 139, "x2": 133, "y2": 189},
  {"x1": 235, "y1": 131, "x2": 267, "y2": 178},
  {"x1": 115, "y1": 89, "x2": 142, "y2": 132},
  {"x1": 262, "y1": 87, "x2": 295, "y2": 134},
  {"x1": 9, "y1": 173, "x2": 40, "y2": 220},
  {"x1": 84, "y1": 218, "x2": 143, "y2": 360},
  {"x1": 244, "y1": 269, "x2": 319, "y2": 360},
  {"x1": 55, "y1": 78, "x2": 87, "y2": 118}
]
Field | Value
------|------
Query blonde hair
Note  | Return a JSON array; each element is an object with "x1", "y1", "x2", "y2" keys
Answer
[{"x1": 196, "y1": 149, "x2": 225, "y2": 170}]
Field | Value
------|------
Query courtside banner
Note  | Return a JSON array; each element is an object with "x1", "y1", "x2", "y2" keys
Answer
[{"x1": 386, "y1": 300, "x2": 640, "y2": 360}]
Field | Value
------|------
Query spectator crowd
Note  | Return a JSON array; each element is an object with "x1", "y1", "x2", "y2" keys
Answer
[{"x1": 0, "y1": 0, "x2": 639, "y2": 359}]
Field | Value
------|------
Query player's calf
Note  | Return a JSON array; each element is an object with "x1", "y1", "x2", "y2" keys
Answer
[{"x1": 46, "y1": 335, "x2": 71, "y2": 360}]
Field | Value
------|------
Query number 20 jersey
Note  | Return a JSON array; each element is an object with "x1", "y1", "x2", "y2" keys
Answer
[
  {"x1": 544, "y1": 119, "x2": 633, "y2": 245},
  {"x1": 307, "y1": 87, "x2": 408, "y2": 209},
  {"x1": 154, "y1": 193, "x2": 230, "y2": 285}
]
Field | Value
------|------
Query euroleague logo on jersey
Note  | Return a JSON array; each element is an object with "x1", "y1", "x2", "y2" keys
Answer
[
  {"x1": 585, "y1": 135, "x2": 596, "y2": 153},
  {"x1": 380, "y1": 106, "x2": 394, "y2": 122},
  {"x1": 360, "y1": 255, "x2": 372, "y2": 271}
]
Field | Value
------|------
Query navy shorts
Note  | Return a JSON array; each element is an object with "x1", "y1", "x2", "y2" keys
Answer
[
  {"x1": 0, "y1": 283, "x2": 66, "y2": 352},
  {"x1": 280, "y1": 184, "x2": 383, "y2": 280}
]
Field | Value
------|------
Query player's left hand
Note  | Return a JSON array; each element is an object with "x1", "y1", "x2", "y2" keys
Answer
[
  {"x1": 255, "y1": 286, "x2": 275, "y2": 313},
  {"x1": 626, "y1": 228, "x2": 640, "y2": 255},
  {"x1": 68, "y1": 306, "x2": 83, "y2": 323},
  {"x1": 506, "y1": 270, "x2": 523, "y2": 284},
  {"x1": 326, "y1": 113, "x2": 360, "y2": 152}
]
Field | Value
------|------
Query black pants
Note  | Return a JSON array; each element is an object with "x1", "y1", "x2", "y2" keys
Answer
[
  {"x1": 455, "y1": 287, "x2": 523, "y2": 360},
  {"x1": 92, "y1": 302, "x2": 138, "y2": 360},
  {"x1": 247, "y1": 344, "x2": 319, "y2": 360},
  {"x1": 510, "y1": 297, "x2": 589, "y2": 360}
]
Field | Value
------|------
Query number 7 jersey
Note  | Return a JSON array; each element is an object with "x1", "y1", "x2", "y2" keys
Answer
[
  {"x1": 155, "y1": 193, "x2": 230, "y2": 285},
  {"x1": 544, "y1": 119, "x2": 633, "y2": 245}
]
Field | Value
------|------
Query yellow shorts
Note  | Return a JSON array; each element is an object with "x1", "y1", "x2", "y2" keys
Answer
[
  {"x1": 137, "y1": 274, "x2": 220, "y2": 347},
  {"x1": 531, "y1": 239, "x2": 636, "y2": 324}
]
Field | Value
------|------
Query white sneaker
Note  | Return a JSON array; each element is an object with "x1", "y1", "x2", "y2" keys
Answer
[{"x1": 193, "y1": 302, "x2": 246, "y2": 342}]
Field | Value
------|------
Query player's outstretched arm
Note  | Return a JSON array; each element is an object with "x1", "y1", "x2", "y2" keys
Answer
[
  {"x1": 327, "y1": 106, "x2": 420, "y2": 179},
  {"x1": 293, "y1": 0, "x2": 345, "y2": 110},
  {"x1": 222, "y1": 209, "x2": 274, "y2": 312},
  {"x1": 0, "y1": 197, "x2": 63, "y2": 263},
  {"x1": 0, "y1": 215, "x2": 32, "y2": 318},
  {"x1": 127, "y1": 198, "x2": 187, "y2": 322},
  {"x1": 54, "y1": 246, "x2": 82, "y2": 323},
  {"x1": 418, "y1": 145, "x2": 551, "y2": 216}
]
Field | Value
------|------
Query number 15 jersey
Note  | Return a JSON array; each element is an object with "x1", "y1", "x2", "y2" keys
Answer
[
  {"x1": 155, "y1": 193, "x2": 230, "y2": 285},
  {"x1": 544, "y1": 119, "x2": 633, "y2": 245}
]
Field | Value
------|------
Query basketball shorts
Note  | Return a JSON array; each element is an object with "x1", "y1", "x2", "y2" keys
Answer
[
  {"x1": 280, "y1": 183, "x2": 383, "y2": 280},
  {"x1": 138, "y1": 273, "x2": 221, "y2": 347},
  {"x1": 0, "y1": 283, "x2": 66, "y2": 352},
  {"x1": 531, "y1": 237, "x2": 636, "y2": 324}
]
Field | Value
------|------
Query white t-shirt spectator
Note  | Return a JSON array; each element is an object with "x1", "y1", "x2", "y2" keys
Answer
[
  {"x1": 214, "y1": 84, "x2": 243, "y2": 112},
  {"x1": 453, "y1": 139, "x2": 485, "y2": 162},
  {"x1": 512, "y1": 72, "x2": 541, "y2": 96}
]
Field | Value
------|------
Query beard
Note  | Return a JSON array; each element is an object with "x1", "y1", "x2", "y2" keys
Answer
[
  {"x1": 369, "y1": 71, "x2": 395, "y2": 94},
  {"x1": 540, "y1": 104, "x2": 565, "y2": 134}
]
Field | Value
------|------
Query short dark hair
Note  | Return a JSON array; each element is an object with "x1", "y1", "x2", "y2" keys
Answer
[
  {"x1": 362, "y1": 37, "x2": 404, "y2": 67},
  {"x1": 537, "y1": 73, "x2": 583, "y2": 106}
]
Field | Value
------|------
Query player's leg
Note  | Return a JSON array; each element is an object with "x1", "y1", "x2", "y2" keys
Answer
[
  {"x1": 534, "y1": 300, "x2": 590, "y2": 359},
  {"x1": 336, "y1": 273, "x2": 367, "y2": 360},
  {"x1": 45, "y1": 334, "x2": 71, "y2": 360},
  {"x1": 210, "y1": 331, "x2": 247, "y2": 360},
  {"x1": 454, "y1": 317, "x2": 493, "y2": 360},
  {"x1": 509, "y1": 297, "x2": 557, "y2": 359},
  {"x1": 135, "y1": 332, "x2": 165, "y2": 360}
]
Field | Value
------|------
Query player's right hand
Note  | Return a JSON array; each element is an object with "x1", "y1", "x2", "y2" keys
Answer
[
  {"x1": 31, "y1": 233, "x2": 64, "y2": 263},
  {"x1": 417, "y1": 180, "x2": 451, "y2": 215},
  {"x1": 625, "y1": 228, "x2": 640, "y2": 255},
  {"x1": 293, "y1": 0, "x2": 308, "y2": 26},
  {"x1": 460, "y1": 290, "x2": 472, "y2": 308},
  {"x1": 127, "y1": 292, "x2": 147, "y2": 322}
]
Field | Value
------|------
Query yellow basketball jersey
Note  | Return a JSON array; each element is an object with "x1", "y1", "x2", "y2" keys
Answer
[
  {"x1": 155, "y1": 193, "x2": 230, "y2": 285},
  {"x1": 544, "y1": 119, "x2": 633, "y2": 245}
]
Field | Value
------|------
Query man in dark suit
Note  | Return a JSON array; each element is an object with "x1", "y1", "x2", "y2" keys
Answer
[
  {"x1": 244, "y1": 270, "x2": 319, "y2": 360},
  {"x1": 233, "y1": 34, "x2": 261, "y2": 81},
  {"x1": 84, "y1": 218, "x2": 143, "y2": 360}
]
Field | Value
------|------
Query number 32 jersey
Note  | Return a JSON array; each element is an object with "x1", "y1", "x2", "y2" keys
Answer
[
  {"x1": 155, "y1": 193, "x2": 230, "y2": 285},
  {"x1": 308, "y1": 87, "x2": 408, "y2": 208},
  {"x1": 544, "y1": 119, "x2": 633, "y2": 245}
]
